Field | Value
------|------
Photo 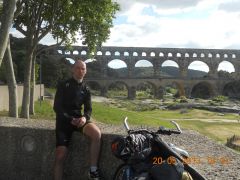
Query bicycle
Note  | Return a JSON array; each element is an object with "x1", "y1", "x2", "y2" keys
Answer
[{"x1": 111, "y1": 117, "x2": 206, "y2": 180}]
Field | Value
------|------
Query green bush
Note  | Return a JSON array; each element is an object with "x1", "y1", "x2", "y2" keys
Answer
[
  {"x1": 166, "y1": 87, "x2": 177, "y2": 94},
  {"x1": 212, "y1": 95, "x2": 228, "y2": 103},
  {"x1": 179, "y1": 96, "x2": 188, "y2": 103}
]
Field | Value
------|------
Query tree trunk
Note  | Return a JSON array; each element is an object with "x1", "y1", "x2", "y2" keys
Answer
[
  {"x1": 0, "y1": 0, "x2": 16, "y2": 67},
  {"x1": 4, "y1": 37, "x2": 18, "y2": 117},
  {"x1": 30, "y1": 51, "x2": 36, "y2": 115},
  {"x1": 20, "y1": 37, "x2": 34, "y2": 119}
]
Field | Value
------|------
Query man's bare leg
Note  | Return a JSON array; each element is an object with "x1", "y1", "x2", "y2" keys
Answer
[
  {"x1": 54, "y1": 146, "x2": 68, "y2": 180},
  {"x1": 83, "y1": 123, "x2": 101, "y2": 166}
]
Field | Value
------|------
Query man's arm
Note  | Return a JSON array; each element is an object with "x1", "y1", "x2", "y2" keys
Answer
[
  {"x1": 83, "y1": 87, "x2": 92, "y2": 121},
  {"x1": 53, "y1": 82, "x2": 72, "y2": 121}
]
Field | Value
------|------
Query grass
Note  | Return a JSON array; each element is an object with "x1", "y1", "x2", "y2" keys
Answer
[
  {"x1": 0, "y1": 99, "x2": 55, "y2": 120},
  {"x1": 31, "y1": 99, "x2": 55, "y2": 120},
  {"x1": 91, "y1": 101, "x2": 240, "y2": 144},
  {"x1": 1, "y1": 99, "x2": 239, "y2": 145},
  {"x1": 178, "y1": 120, "x2": 240, "y2": 143},
  {"x1": 45, "y1": 88, "x2": 56, "y2": 95}
]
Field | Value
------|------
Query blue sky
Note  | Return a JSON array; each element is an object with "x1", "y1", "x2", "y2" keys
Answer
[{"x1": 11, "y1": 0, "x2": 240, "y2": 72}]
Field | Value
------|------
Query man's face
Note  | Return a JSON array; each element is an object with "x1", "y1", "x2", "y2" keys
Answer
[{"x1": 72, "y1": 61, "x2": 87, "y2": 79}]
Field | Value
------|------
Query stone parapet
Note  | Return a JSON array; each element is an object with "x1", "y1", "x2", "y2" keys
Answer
[{"x1": 0, "y1": 117, "x2": 123, "y2": 180}]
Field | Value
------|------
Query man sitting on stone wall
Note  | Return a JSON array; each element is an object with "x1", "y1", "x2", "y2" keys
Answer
[{"x1": 53, "y1": 60, "x2": 102, "y2": 180}]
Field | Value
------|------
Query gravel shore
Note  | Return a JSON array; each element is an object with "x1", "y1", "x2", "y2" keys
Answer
[{"x1": 97, "y1": 122, "x2": 240, "y2": 180}]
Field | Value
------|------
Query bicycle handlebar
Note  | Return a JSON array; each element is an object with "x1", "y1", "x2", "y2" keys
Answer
[{"x1": 123, "y1": 117, "x2": 182, "y2": 135}]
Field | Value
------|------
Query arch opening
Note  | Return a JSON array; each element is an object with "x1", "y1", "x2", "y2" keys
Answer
[
  {"x1": 161, "y1": 60, "x2": 179, "y2": 77},
  {"x1": 188, "y1": 61, "x2": 208, "y2": 78},
  {"x1": 134, "y1": 60, "x2": 153, "y2": 78},
  {"x1": 85, "y1": 81, "x2": 101, "y2": 96},
  {"x1": 107, "y1": 59, "x2": 128, "y2": 78},
  {"x1": 191, "y1": 82, "x2": 213, "y2": 99},
  {"x1": 107, "y1": 81, "x2": 128, "y2": 99},
  {"x1": 136, "y1": 82, "x2": 155, "y2": 99},
  {"x1": 85, "y1": 60, "x2": 101, "y2": 78},
  {"x1": 165, "y1": 82, "x2": 185, "y2": 99},
  {"x1": 217, "y1": 61, "x2": 235, "y2": 75},
  {"x1": 223, "y1": 81, "x2": 240, "y2": 99}
]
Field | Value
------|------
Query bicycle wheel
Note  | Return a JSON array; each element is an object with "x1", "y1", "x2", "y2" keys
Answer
[{"x1": 113, "y1": 164, "x2": 134, "y2": 180}]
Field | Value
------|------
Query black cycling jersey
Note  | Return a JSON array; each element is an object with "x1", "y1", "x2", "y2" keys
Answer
[
  {"x1": 54, "y1": 78, "x2": 92, "y2": 147},
  {"x1": 53, "y1": 77, "x2": 92, "y2": 122}
]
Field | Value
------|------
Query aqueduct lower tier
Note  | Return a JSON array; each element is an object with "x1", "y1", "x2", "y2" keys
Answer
[{"x1": 84, "y1": 78, "x2": 237, "y2": 99}]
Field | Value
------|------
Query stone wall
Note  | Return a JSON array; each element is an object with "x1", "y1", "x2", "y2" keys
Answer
[
  {"x1": 0, "y1": 84, "x2": 44, "y2": 111},
  {"x1": 0, "y1": 117, "x2": 123, "y2": 180}
]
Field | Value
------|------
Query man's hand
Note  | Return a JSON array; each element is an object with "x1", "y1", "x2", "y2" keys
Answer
[{"x1": 71, "y1": 117, "x2": 86, "y2": 128}]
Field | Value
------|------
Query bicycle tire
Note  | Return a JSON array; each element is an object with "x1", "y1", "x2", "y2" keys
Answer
[{"x1": 113, "y1": 164, "x2": 134, "y2": 180}]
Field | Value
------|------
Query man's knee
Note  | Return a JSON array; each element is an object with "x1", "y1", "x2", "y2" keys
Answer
[
  {"x1": 55, "y1": 146, "x2": 68, "y2": 163},
  {"x1": 84, "y1": 123, "x2": 101, "y2": 141}
]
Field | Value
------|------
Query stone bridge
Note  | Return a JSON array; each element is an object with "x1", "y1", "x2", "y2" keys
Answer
[{"x1": 44, "y1": 46, "x2": 240, "y2": 99}]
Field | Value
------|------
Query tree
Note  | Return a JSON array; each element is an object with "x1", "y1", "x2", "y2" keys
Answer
[
  {"x1": 3, "y1": 38, "x2": 18, "y2": 117},
  {"x1": 13, "y1": 0, "x2": 119, "y2": 118},
  {"x1": 0, "y1": 0, "x2": 16, "y2": 67}
]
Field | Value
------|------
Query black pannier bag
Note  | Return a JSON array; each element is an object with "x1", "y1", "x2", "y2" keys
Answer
[
  {"x1": 150, "y1": 158, "x2": 184, "y2": 180},
  {"x1": 111, "y1": 133, "x2": 152, "y2": 161}
]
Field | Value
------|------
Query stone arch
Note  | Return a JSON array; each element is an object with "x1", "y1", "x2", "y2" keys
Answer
[
  {"x1": 208, "y1": 53, "x2": 212, "y2": 58},
  {"x1": 176, "y1": 53, "x2": 181, "y2": 57},
  {"x1": 134, "y1": 60, "x2": 154, "y2": 77},
  {"x1": 85, "y1": 81, "x2": 101, "y2": 96},
  {"x1": 159, "y1": 52, "x2": 164, "y2": 57},
  {"x1": 81, "y1": 50, "x2": 87, "y2": 55},
  {"x1": 107, "y1": 59, "x2": 128, "y2": 78},
  {"x1": 136, "y1": 81, "x2": 156, "y2": 99},
  {"x1": 161, "y1": 60, "x2": 179, "y2": 77},
  {"x1": 222, "y1": 81, "x2": 240, "y2": 99},
  {"x1": 96, "y1": 51, "x2": 102, "y2": 55},
  {"x1": 115, "y1": 51, "x2": 120, "y2": 56},
  {"x1": 217, "y1": 60, "x2": 235, "y2": 73},
  {"x1": 191, "y1": 81, "x2": 215, "y2": 99},
  {"x1": 185, "y1": 53, "x2": 189, "y2": 57},
  {"x1": 216, "y1": 53, "x2": 220, "y2": 58},
  {"x1": 188, "y1": 60, "x2": 209, "y2": 78},
  {"x1": 232, "y1": 54, "x2": 236, "y2": 58},
  {"x1": 73, "y1": 50, "x2": 79, "y2": 55},
  {"x1": 164, "y1": 81, "x2": 185, "y2": 98},
  {"x1": 133, "y1": 52, "x2": 138, "y2": 56},
  {"x1": 84, "y1": 60, "x2": 101, "y2": 78},
  {"x1": 224, "y1": 54, "x2": 228, "y2": 58},
  {"x1": 142, "y1": 52, "x2": 147, "y2": 56},
  {"x1": 150, "y1": 52, "x2": 155, "y2": 57},
  {"x1": 57, "y1": 50, "x2": 63, "y2": 54},
  {"x1": 85, "y1": 58, "x2": 96, "y2": 63},
  {"x1": 65, "y1": 51, "x2": 70, "y2": 55},
  {"x1": 65, "y1": 57, "x2": 75, "y2": 64},
  {"x1": 124, "y1": 52, "x2": 129, "y2": 56},
  {"x1": 193, "y1": 53, "x2": 197, "y2": 57},
  {"x1": 200, "y1": 53, "x2": 205, "y2": 58},
  {"x1": 106, "y1": 81, "x2": 129, "y2": 99},
  {"x1": 105, "y1": 51, "x2": 111, "y2": 56}
]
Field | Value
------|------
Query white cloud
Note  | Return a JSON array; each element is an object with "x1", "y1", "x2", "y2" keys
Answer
[
  {"x1": 104, "y1": 0, "x2": 240, "y2": 50},
  {"x1": 11, "y1": 0, "x2": 240, "y2": 51}
]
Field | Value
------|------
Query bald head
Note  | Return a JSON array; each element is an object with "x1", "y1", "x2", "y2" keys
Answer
[
  {"x1": 73, "y1": 60, "x2": 86, "y2": 68},
  {"x1": 72, "y1": 60, "x2": 87, "y2": 81}
]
